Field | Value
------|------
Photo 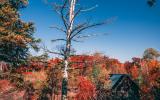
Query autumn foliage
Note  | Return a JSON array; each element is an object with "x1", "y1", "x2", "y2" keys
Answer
[
  {"x1": 38, "y1": 54, "x2": 159, "y2": 99},
  {"x1": 0, "y1": 0, "x2": 160, "y2": 100},
  {"x1": 76, "y1": 76, "x2": 96, "y2": 100},
  {"x1": 0, "y1": 53, "x2": 160, "y2": 99}
]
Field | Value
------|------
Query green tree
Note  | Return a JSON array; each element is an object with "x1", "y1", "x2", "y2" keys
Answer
[{"x1": 0, "y1": 0, "x2": 40, "y2": 68}]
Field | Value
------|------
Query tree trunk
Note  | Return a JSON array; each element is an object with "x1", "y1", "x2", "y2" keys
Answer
[
  {"x1": 62, "y1": 59, "x2": 69, "y2": 100},
  {"x1": 61, "y1": 0, "x2": 76, "y2": 100}
]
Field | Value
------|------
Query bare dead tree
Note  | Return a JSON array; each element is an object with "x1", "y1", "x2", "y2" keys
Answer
[{"x1": 42, "y1": 0, "x2": 115, "y2": 100}]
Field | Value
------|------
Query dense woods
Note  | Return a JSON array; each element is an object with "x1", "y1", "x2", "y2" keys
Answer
[
  {"x1": 1, "y1": 52, "x2": 160, "y2": 99},
  {"x1": 0, "y1": 0, "x2": 160, "y2": 100}
]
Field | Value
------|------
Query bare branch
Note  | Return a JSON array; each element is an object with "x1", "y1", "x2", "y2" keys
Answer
[
  {"x1": 71, "y1": 17, "x2": 117, "y2": 39},
  {"x1": 75, "y1": 33, "x2": 108, "y2": 40},
  {"x1": 77, "y1": 34, "x2": 97, "y2": 38},
  {"x1": 71, "y1": 22, "x2": 88, "y2": 35},
  {"x1": 72, "y1": 39, "x2": 83, "y2": 42},
  {"x1": 41, "y1": 43, "x2": 64, "y2": 56},
  {"x1": 53, "y1": 0, "x2": 69, "y2": 30},
  {"x1": 50, "y1": 26, "x2": 66, "y2": 33},
  {"x1": 81, "y1": 4, "x2": 98, "y2": 12},
  {"x1": 56, "y1": 45, "x2": 66, "y2": 56},
  {"x1": 53, "y1": 4, "x2": 61, "y2": 15},
  {"x1": 70, "y1": 22, "x2": 105, "y2": 39},
  {"x1": 51, "y1": 39, "x2": 66, "y2": 42},
  {"x1": 60, "y1": 0, "x2": 69, "y2": 30}
]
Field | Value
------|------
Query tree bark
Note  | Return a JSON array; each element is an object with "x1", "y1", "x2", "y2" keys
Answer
[{"x1": 61, "y1": 0, "x2": 76, "y2": 99}]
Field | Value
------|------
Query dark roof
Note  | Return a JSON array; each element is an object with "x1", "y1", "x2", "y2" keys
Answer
[{"x1": 110, "y1": 74, "x2": 131, "y2": 89}]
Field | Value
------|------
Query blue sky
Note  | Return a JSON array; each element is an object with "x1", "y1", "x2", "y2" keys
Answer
[{"x1": 21, "y1": 0, "x2": 160, "y2": 62}]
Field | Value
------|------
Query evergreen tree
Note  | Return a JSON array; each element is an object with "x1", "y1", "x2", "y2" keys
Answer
[{"x1": 0, "y1": 0, "x2": 40, "y2": 68}]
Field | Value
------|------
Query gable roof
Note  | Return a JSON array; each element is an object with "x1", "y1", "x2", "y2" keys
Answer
[
  {"x1": 110, "y1": 74, "x2": 122, "y2": 88},
  {"x1": 110, "y1": 74, "x2": 133, "y2": 89}
]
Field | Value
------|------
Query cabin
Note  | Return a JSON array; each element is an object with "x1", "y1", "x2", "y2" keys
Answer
[{"x1": 110, "y1": 74, "x2": 140, "y2": 100}]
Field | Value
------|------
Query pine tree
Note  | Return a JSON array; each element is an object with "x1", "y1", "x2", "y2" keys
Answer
[{"x1": 0, "y1": 0, "x2": 40, "y2": 68}]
